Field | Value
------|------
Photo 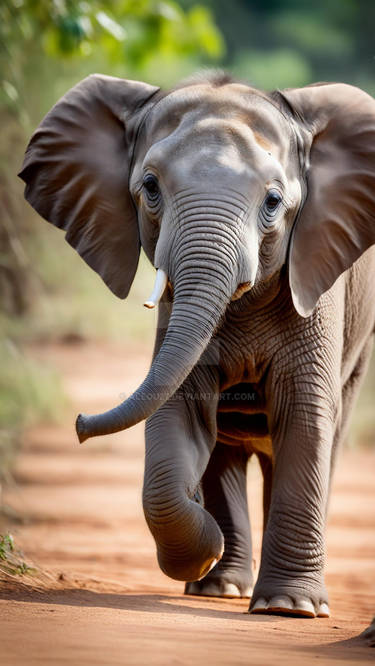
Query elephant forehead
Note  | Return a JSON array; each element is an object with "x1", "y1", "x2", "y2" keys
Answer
[
  {"x1": 146, "y1": 128, "x2": 284, "y2": 192},
  {"x1": 144, "y1": 119, "x2": 289, "y2": 193},
  {"x1": 145, "y1": 84, "x2": 291, "y2": 155}
]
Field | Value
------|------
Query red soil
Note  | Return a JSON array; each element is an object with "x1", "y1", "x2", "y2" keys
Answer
[{"x1": 1, "y1": 341, "x2": 374, "y2": 665}]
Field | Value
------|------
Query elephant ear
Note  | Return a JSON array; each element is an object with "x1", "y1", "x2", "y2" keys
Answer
[
  {"x1": 19, "y1": 74, "x2": 160, "y2": 298},
  {"x1": 280, "y1": 83, "x2": 375, "y2": 317}
]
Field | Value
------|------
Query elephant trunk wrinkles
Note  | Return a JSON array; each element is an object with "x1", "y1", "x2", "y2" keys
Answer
[{"x1": 76, "y1": 222, "x2": 239, "y2": 443}]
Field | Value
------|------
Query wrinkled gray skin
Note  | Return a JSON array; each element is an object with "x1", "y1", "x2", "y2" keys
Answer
[{"x1": 20, "y1": 73, "x2": 375, "y2": 618}]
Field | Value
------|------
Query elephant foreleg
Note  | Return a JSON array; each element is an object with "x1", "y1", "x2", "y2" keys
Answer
[
  {"x1": 257, "y1": 452, "x2": 273, "y2": 533},
  {"x1": 185, "y1": 442, "x2": 253, "y2": 598},
  {"x1": 250, "y1": 356, "x2": 339, "y2": 618},
  {"x1": 143, "y1": 395, "x2": 224, "y2": 583}
]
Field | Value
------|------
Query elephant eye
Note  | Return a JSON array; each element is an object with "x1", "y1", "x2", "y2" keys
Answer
[
  {"x1": 264, "y1": 190, "x2": 282, "y2": 215},
  {"x1": 143, "y1": 174, "x2": 160, "y2": 202}
]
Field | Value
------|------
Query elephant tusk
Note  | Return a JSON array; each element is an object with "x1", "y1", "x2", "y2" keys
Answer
[{"x1": 144, "y1": 268, "x2": 168, "y2": 309}]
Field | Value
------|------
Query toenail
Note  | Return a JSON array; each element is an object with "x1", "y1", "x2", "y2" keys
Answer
[
  {"x1": 317, "y1": 602, "x2": 330, "y2": 618},
  {"x1": 267, "y1": 596, "x2": 294, "y2": 611},
  {"x1": 250, "y1": 597, "x2": 267, "y2": 613},
  {"x1": 294, "y1": 599, "x2": 315, "y2": 617}
]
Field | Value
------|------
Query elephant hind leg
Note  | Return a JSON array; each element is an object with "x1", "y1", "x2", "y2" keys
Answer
[
  {"x1": 185, "y1": 442, "x2": 253, "y2": 599},
  {"x1": 329, "y1": 335, "x2": 375, "y2": 493},
  {"x1": 336, "y1": 335, "x2": 374, "y2": 449}
]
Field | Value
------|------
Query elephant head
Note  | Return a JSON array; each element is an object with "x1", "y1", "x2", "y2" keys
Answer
[{"x1": 19, "y1": 73, "x2": 375, "y2": 443}]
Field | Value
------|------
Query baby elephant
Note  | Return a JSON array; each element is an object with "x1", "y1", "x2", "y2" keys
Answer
[{"x1": 20, "y1": 72, "x2": 375, "y2": 617}]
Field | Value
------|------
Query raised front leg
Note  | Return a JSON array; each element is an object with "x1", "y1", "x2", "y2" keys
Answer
[
  {"x1": 185, "y1": 442, "x2": 253, "y2": 598},
  {"x1": 143, "y1": 362, "x2": 226, "y2": 583},
  {"x1": 250, "y1": 355, "x2": 340, "y2": 618}
]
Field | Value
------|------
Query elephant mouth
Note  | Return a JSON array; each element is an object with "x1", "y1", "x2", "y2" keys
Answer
[{"x1": 143, "y1": 270, "x2": 251, "y2": 310}]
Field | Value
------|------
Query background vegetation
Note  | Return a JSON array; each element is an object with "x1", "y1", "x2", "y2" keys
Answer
[{"x1": 1, "y1": 0, "x2": 374, "y2": 481}]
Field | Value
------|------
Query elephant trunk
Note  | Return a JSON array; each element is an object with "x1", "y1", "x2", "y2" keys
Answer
[{"x1": 76, "y1": 217, "x2": 240, "y2": 443}]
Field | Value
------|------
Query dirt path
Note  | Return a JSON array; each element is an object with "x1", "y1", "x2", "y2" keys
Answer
[{"x1": 1, "y1": 341, "x2": 374, "y2": 665}]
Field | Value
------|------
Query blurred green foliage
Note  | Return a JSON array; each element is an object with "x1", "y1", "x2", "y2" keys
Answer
[
  {"x1": 0, "y1": 0, "x2": 223, "y2": 122},
  {"x1": 0, "y1": 533, "x2": 37, "y2": 577},
  {"x1": 0, "y1": 337, "x2": 66, "y2": 483},
  {"x1": 181, "y1": 0, "x2": 375, "y2": 93}
]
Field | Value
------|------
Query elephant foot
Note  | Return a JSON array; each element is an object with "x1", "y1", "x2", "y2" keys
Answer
[
  {"x1": 249, "y1": 585, "x2": 330, "y2": 618},
  {"x1": 185, "y1": 573, "x2": 252, "y2": 599},
  {"x1": 250, "y1": 595, "x2": 330, "y2": 618}
]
